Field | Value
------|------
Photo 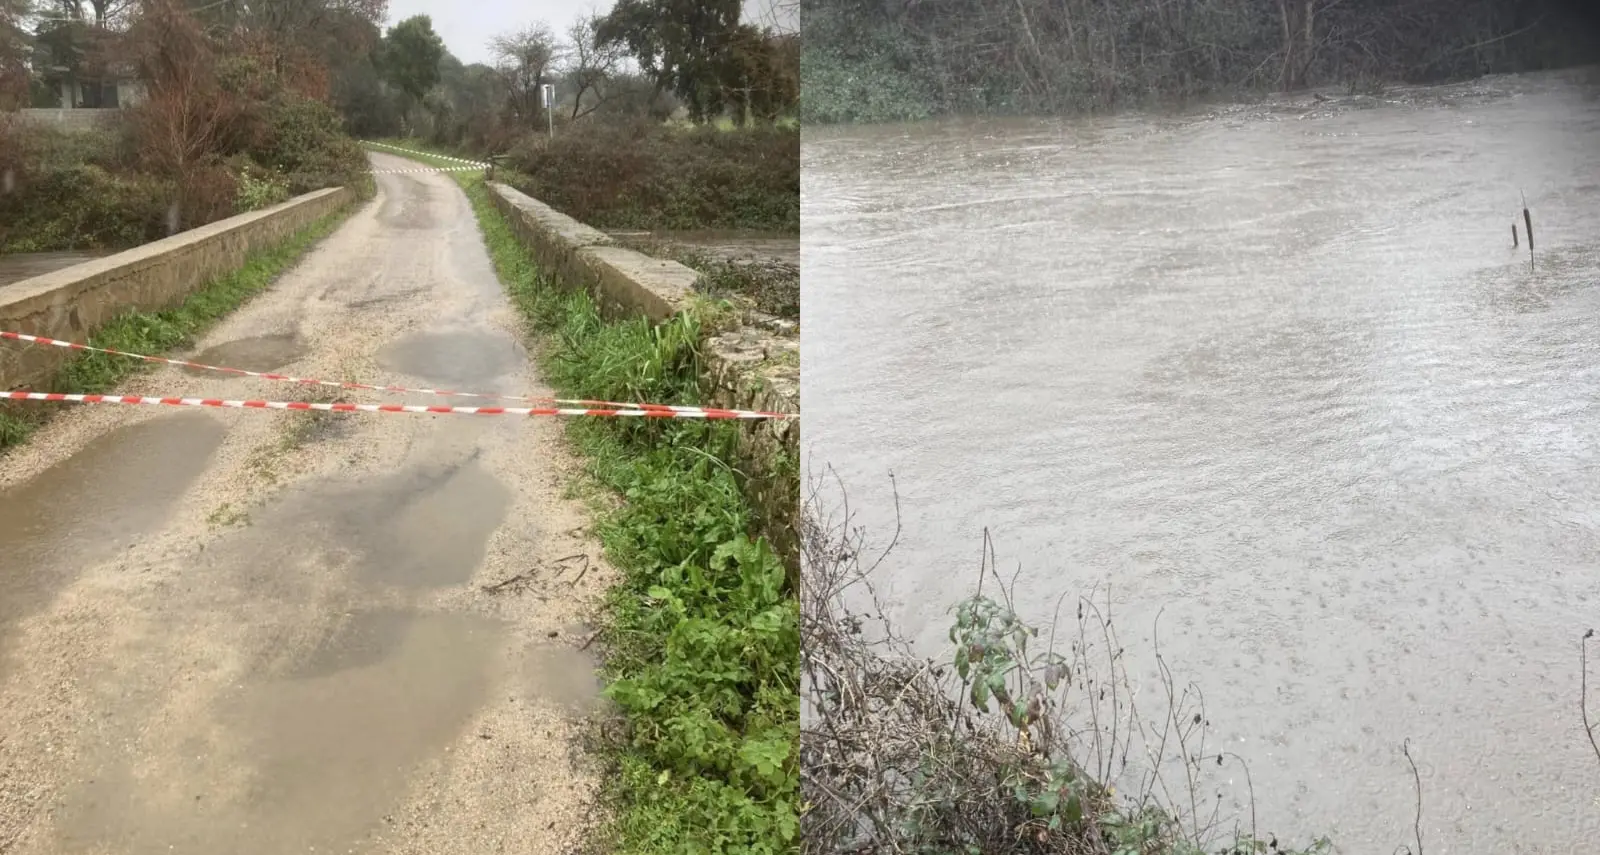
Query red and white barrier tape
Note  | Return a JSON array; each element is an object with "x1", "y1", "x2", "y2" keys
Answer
[
  {"x1": 0, "y1": 331, "x2": 796, "y2": 420},
  {"x1": 362, "y1": 141, "x2": 488, "y2": 168},
  {"x1": 2, "y1": 391, "x2": 772, "y2": 419},
  {"x1": 369, "y1": 166, "x2": 483, "y2": 174}
]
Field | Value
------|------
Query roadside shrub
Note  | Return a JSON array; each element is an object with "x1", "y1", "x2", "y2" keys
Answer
[
  {"x1": 246, "y1": 92, "x2": 368, "y2": 193},
  {"x1": 503, "y1": 119, "x2": 798, "y2": 232},
  {"x1": 235, "y1": 168, "x2": 290, "y2": 212},
  {"x1": 0, "y1": 162, "x2": 172, "y2": 253},
  {"x1": 0, "y1": 119, "x2": 135, "y2": 175},
  {"x1": 178, "y1": 161, "x2": 240, "y2": 228}
]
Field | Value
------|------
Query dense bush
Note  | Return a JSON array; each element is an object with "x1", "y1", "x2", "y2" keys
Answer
[
  {"x1": 0, "y1": 120, "x2": 172, "y2": 253},
  {"x1": 217, "y1": 61, "x2": 369, "y2": 195},
  {"x1": 804, "y1": 0, "x2": 1600, "y2": 122},
  {"x1": 0, "y1": 160, "x2": 172, "y2": 253},
  {"x1": 502, "y1": 120, "x2": 798, "y2": 233},
  {"x1": 0, "y1": 59, "x2": 366, "y2": 254}
]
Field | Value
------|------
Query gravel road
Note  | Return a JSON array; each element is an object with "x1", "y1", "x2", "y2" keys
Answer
[{"x1": 0, "y1": 151, "x2": 615, "y2": 854}]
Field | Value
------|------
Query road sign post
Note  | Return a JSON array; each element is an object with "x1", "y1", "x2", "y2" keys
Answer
[{"x1": 541, "y1": 84, "x2": 554, "y2": 139}]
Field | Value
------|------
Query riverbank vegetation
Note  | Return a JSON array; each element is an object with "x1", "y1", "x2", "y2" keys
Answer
[
  {"x1": 0, "y1": 0, "x2": 372, "y2": 254},
  {"x1": 800, "y1": 477, "x2": 1349, "y2": 854},
  {"x1": 400, "y1": 146, "x2": 798, "y2": 853},
  {"x1": 803, "y1": 0, "x2": 1600, "y2": 123}
]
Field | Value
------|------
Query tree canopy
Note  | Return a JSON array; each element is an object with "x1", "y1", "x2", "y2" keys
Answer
[{"x1": 378, "y1": 13, "x2": 444, "y2": 103}]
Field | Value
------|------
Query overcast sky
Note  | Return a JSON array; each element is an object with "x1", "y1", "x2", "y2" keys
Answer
[{"x1": 384, "y1": 0, "x2": 796, "y2": 66}]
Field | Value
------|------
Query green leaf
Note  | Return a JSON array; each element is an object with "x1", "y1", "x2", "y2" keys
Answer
[{"x1": 1065, "y1": 792, "x2": 1084, "y2": 826}]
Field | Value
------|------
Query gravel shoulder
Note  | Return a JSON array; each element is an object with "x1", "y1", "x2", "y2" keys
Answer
[{"x1": 0, "y1": 151, "x2": 615, "y2": 855}]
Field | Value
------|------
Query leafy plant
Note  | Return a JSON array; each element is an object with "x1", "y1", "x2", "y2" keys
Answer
[
  {"x1": 802, "y1": 487, "x2": 1342, "y2": 855},
  {"x1": 235, "y1": 169, "x2": 290, "y2": 212}
]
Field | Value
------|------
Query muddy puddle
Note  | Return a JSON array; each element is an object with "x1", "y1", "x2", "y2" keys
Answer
[
  {"x1": 376, "y1": 182, "x2": 439, "y2": 230},
  {"x1": 377, "y1": 330, "x2": 523, "y2": 391},
  {"x1": 56, "y1": 611, "x2": 503, "y2": 855},
  {"x1": 0, "y1": 414, "x2": 224, "y2": 653},
  {"x1": 185, "y1": 334, "x2": 305, "y2": 375},
  {"x1": 240, "y1": 453, "x2": 513, "y2": 590},
  {"x1": 521, "y1": 643, "x2": 606, "y2": 715}
]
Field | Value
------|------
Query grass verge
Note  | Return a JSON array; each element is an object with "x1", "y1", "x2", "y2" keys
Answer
[
  {"x1": 0, "y1": 204, "x2": 354, "y2": 454},
  {"x1": 371, "y1": 141, "x2": 800, "y2": 853}
]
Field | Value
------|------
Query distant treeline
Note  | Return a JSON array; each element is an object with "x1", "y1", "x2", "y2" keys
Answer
[{"x1": 802, "y1": 0, "x2": 1600, "y2": 122}]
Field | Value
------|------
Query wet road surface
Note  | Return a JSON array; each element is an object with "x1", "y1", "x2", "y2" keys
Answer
[
  {"x1": 803, "y1": 68, "x2": 1600, "y2": 851},
  {"x1": 0, "y1": 152, "x2": 614, "y2": 854}
]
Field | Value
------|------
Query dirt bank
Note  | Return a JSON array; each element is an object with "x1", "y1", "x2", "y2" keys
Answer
[{"x1": 0, "y1": 151, "x2": 614, "y2": 854}]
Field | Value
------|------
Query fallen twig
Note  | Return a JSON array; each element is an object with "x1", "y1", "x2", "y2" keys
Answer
[
  {"x1": 1583, "y1": 629, "x2": 1599, "y2": 767},
  {"x1": 483, "y1": 572, "x2": 533, "y2": 593},
  {"x1": 566, "y1": 554, "x2": 592, "y2": 586},
  {"x1": 1401, "y1": 739, "x2": 1423, "y2": 855}
]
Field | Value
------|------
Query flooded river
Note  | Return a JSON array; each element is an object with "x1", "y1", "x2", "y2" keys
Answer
[{"x1": 801, "y1": 69, "x2": 1600, "y2": 851}]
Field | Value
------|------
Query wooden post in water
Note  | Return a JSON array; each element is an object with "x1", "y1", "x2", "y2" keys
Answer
[
  {"x1": 1512, "y1": 223, "x2": 1518, "y2": 248},
  {"x1": 1521, "y1": 191, "x2": 1534, "y2": 272}
]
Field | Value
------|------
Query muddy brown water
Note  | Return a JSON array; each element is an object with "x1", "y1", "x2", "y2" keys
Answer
[
  {"x1": 802, "y1": 69, "x2": 1600, "y2": 851},
  {"x1": 0, "y1": 414, "x2": 225, "y2": 677},
  {"x1": 184, "y1": 334, "x2": 305, "y2": 375}
]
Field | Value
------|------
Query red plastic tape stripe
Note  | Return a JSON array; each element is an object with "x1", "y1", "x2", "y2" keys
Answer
[
  {"x1": 2, "y1": 391, "x2": 778, "y2": 419},
  {"x1": 0, "y1": 331, "x2": 795, "y2": 419}
]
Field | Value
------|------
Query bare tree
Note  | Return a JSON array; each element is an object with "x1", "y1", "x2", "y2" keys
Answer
[
  {"x1": 128, "y1": 0, "x2": 227, "y2": 175},
  {"x1": 559, "y1": 13, "x2": 623, "y2": 120},
  {"x1": 489, "y1": 23, "x2": 557, "y2": 128}
]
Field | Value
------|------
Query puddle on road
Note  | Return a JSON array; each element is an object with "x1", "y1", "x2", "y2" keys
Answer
[
  {"x1": 256, "y1": 453, "x2": 512, "y2": 589},
  {"x1": 376, "y1": 182, "x2": 438, "y2": 230},
  {"x1": 292, "y1": 610, "x2": 413, "y2": 679},
  {"x1": 331, "y1": 455, "x2": 511, "y2": 588},
  {"x1": 522, "y1": 643, "x2": 605, "y2": 715},
  {"x1": 184, "y1": 334, "x2": 305, "y2": 375},
  {"x1": 377, "y1": 330, "x2": 522, "y2": 390},
  {"x1": 56, "y1": 611, "x2": 501, "y2": 855},
  {"x1": 0, "y1": 414, "x2": 224, "y2": 654}
]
